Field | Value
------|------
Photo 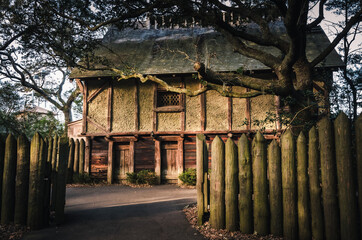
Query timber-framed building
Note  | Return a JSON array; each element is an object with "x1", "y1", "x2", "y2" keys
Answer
[{"x1": 70, "y1": 23, "x2": 343, "y2": 184}]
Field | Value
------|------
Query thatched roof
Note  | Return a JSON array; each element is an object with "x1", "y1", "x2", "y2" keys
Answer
[{"x1": 70, "y1": 23, "x2": 344, "y2": 79}]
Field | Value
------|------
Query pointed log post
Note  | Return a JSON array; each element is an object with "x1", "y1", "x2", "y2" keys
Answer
[
  {"x1": 14, "y1": 134, "x2": 30, "y2": 225},
  {"x1": 79, "y1": 139, "x2": 85, "y2": 175},
  {"x1": 73, "y1": 139, "x2": 80, "y2": 176},
  {"x1": 281, "y1": 130, "x2": 297, "y2": 240},
  {"x1": 27, "y1": 133, "x2": 46, "y2": 230},
  {"x1": 55, "y1": 137, "x2": 69, "y2": 224},
  {"x1": 318, "y1": 117, "x2": 340, "y2": 240},
  {"x1": 297, "y1": 132, "x2": 311, "y2": 240},
  {"x1": 154, "y1": 140, "x2": 161, "y2": 184},
  {"x1": 334, "y1": 113, "x2": 358, "y2": 240},
  {"x1": 203, "y1": 140, "x2": 209, "y2": 214},
  {"x1": 50, "y1": 135, "x2": 58, "y2": 211},
  {"x1": 308, "y1": 127, "x2": 324, "y2": 240},
  {"x1": 356, "y1": 114, "x2": 362, "y2": 238},
  {"x1": 43, "y1": 138, "x2": 51, "y2": 227},
  {"x1": 268, "y1": 140, "x2": 282, "y2": 236},
  {"x1": 1, "y1": 134, "x2": 17, "y2": 224},
  {"x1": 0, "y1": 137, "x2": 4, "y2": 216},
  {"x1": 225, "y1": 138, "x2": 238, "y2": 231},
  {"x1": 238, "y1": 134, "x2": 253, "y2": 234},
  {"x1": 252, "y1": 132, "x2": 269, "y2": 235},
  {"x1": 196, "y1": 134, "x2": 206, "y2": 225},
  {"x1": 67, "y1": 139, "x2": 75, "y2": 183},
  {"x1": 210, "y1": 136, "x2": 225, "y2": 229},
  {"x1": 84, "y1": 137, "x2": 91, "y2": 174}
]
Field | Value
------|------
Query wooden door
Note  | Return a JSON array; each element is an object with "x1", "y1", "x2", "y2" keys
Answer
[
  {"x1": 114, "y1": 143, "x2": 130, "y2": 180},
  {"x1": 161, "y1": 142, "x2": 178, "y2": 182}
]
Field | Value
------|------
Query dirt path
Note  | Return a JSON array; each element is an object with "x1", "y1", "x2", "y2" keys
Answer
[{"x1": 23, "y1": 185, "x2": 205, "y2": 240}]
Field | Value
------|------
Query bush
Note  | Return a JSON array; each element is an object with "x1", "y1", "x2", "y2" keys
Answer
[
  {"x1": 178, "y1": 168, "x2": 196, "y2": 186},
  {"x1": 126, "y1": 170, "x2": 158, "y2": 185},
  {"x1": 73, "y1": 173, "x2": 93, "y2": 184}
]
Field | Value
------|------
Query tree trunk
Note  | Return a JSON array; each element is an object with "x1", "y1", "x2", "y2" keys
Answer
[{"x1": 62, "y1": 108, "x2": 72, "y2": 138}]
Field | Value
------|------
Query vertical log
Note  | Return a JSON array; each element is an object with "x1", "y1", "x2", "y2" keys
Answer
[
  {"x1": 84, "y1": 137, "x2": 91, "y2": 174},
  {"x1": 318, "y1": 117, "x2": 340, "y2": 240},
  {"x1": 129, "y1": 141, "x2": 135, "y2": 173},
  {"x1": 203, "y1": 139, "x2": 209, "y2": 214},
  {"x1": 67, "y1": 139, "x2": 75, "y2": 183},
  {"x1": 196, "y1": 134, "x2": 206, "y2": 225},
  {"x1": 0, "y1": 137, "x2": 4, "y2": 216},
  {"x1": 268, "y1": 140, "x2": 282, "y2": 236},
  {"x1": 43, "y1": 138, "x2": 51, "y2": 227},
  {"x1": 55, "y1": 137, "x2": 69, "y2": 224},
  {"x1": 238, "y1": 134, "x2": 253, "y2": 234},
  {"x1": 154, "y1": 140, "x2": 161, "y2": 184},
  {"x1": 225, "y1": 138, "x2": 238, "y2": 231},
  {"x1": 356, "y1": 114, "x2": 362, "y2": 238},
  {"x1": 252, "y1": 132, "x2": 269, "y2": 235},
  {"x1": 281, "y1": 129, "x2": 298, "y2": 239},
  {"x1": 27, "y1": 133, "x2": 46, "y2": 230},
  {"x1": 79, "y1": 139, "x2": 85, "y2": 175},
  {"x1": 14, "y1": 134, "x2": 30, "y2": 225},
  {"x1": 73, "y1": 139, "x2": 80, "y2": 175},
  {"x1": 308, "y1": 127, "x2": 324, "y2": 240},
  {"x1": 177, "y1": 139, "x2": 184, "y2": 186},
  {"x1": 107, "y1": 141, "x2": 114, "y2": 184},
  {"x1": 50, "y1": 135, "x2": 58, "y2": 211},
  {"x1": 297, "y1": 132, "x2": 311, "y2": 240},
  {"x1": 334, "y1": 113, "x2": 358, "y2": 240},
  {"x1": 210, "y1": 136, "x2": 225, "y2": 229},
  {"x1": 1, "y1": 134, "x2": 17, "y2": 224}
]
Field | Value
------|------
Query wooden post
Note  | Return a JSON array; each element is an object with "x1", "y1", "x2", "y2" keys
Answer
[
  {"x1": 281, "y1": 130, "x2": 297, "y2": 239},
  {"x1": 356, "y1": 114, "x2": 362, "y2": 238},
  {"x1": 129, "y1": 141, "x2": 135, "y2": 173},
  {"x1": 50, "y1": 135, "x2": 58, "y2": 211},
  {"x1": 334, "y1": 113, "x2": 358, "y2": 240},
  {"x1": 225, "y1": 138, "x2": 238, "y2": 231},
  {"x1": 14, "y1": 134, "x2": 30, "y2": 225},
  {"x1": 107, "y1": 81, "x2": 113, "y2": 132},
  {"x1": 0, "y1": 137, "x2": 4, "y2": 216},
  {"x1": 82, "y1": 81, "x2": 88, "y2": 134},
  {"x1": 308, "y1": 127, "x2": 324, "y2": 240},
  {"x1": 55, "y1": 137, "x2": 69, "y2": 224},
  {"x1": 43, "y1": 138, "x2": 51, "y2": 227},
  {"x1": 268, "y1": 140, "x2": 282, "y2": 236},
  {"x1": 318, "y1": 117, "x2": 340, "y2": 240},
  {"x1": 196, "y1": 134, "x2": 206, "y2": 225},
  {"x1": 154, "y1": 140, "x2": 161, "y2": 184},
  {"x1": 177, "y1": 139, "x2": 184, "y2": 185},
  {"x1": 84, "y1": 137, "x2": 91, "y2": 174},
  {"x1": 27, "y1": 133, "x2": 46, "y2": 230},
  {"x1": 1, "y1": 134, "x2": 17, "y2": 224},
  {"x1": 135, "y1": 80, "x2": 139, "y2": 131},
  {"x1": 79, "y1": 139, "x2": 85, "y2": 174},
  {"x1": 67, "y1": 138, "x2": 75, "y2": 183},
  {"x1": 252, "y1": 132, "x2": 269, "y2": 235},
  {"x1": 73, "y1": 139, "x2": 80, "y2": 175},
  {"x1": 238, "y1": 134, "x2": 253, "y2": 233},
  {"x1": 107, "y1": 141, "x2": 114, "y2": 184},
  {"x1": 297, "y1": 132, "x2": 311, "y2": 240},
  {"x1": 209, "y1": 136, "x2": 225, "y2": 229}
]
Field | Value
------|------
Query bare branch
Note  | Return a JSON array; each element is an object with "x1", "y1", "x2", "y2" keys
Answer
[{"x1": 307, "y1": 0, "x2": 327, "y2": 30}]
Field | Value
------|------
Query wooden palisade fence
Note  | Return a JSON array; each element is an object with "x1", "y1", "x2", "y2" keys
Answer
[
  {"x1": 0, "y1": 132, "x2": 69, "y2": 230},
  {"x1": 197, "y1": 113, "x2": 362, "y2": 240}
]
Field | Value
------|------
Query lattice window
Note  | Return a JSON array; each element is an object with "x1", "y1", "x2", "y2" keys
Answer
[{"x1": 157, "y1": 91, "x2": 181, "y2": 107}]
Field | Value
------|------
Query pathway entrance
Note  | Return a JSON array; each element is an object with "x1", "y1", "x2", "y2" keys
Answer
[{"x1": 23, "y1": 185, "x2": 204, "y2": 240}]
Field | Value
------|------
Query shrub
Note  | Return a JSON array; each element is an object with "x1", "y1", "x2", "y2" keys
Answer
[
  {"x1": 126, "y1": 170, "x2": 158, "y2": 185},
  {"x1": 178, "y1": 168, "x2": 196, "y2": 186},
  {"x1": 73, "y1": 173, "x2": 93, "y2": 184}
]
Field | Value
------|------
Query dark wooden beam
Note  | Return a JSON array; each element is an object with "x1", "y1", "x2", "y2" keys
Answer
[
  {"x1": 75, "y1": 79, "x2": 84, "y2": 93},
  {"x1": 181, "y1": 77, "x2": 186, "y2": 132},
  {"x1": 200, "y1": 84, "x2": 206, "y2": 131},
  {"x1": 107, "y1": 141, "x2": 114, "y2": 184},
  {"x1": 135, "y1": 80, "x2": 139, "y2": 131},
  {"x1": 87, "y1": 81, "x2": 108, "y2": 103},
  {"x1": 154, "y1": 106, "x2": 184, "y2": 112},
  {"x1": 82, "y1": 81, "x2": 88, "y2": 134},
  {"x1": 228, "y1": 96, "x2": 232, "y2": 131},
  {"x1": 129, "y1": 141, "x2": 135, "y2": 173},
  {"x1": 177, "y1": 139, "x2": 184, "y2": 185},
  {"x1": 84, "y1": 137, "x2": 91, "y2": 174},
  {"x1": 87, "y1": 116, "x2": 107, "y2": 133},
  {"x1": 154, "y1": 140, "x2": 161, "y2": 184},
  {"x1": 107, "y1": 81, "x2": 113, "y2": 132},
  {"x1": 153, "y1": 83, "x2": 157, "y2": 132},
  {"x1": 104, "y1": 136, "x2": 138, "y2": 142}
]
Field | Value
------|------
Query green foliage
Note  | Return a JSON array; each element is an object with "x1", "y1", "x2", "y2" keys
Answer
[
  {"x1": 72, "y1": 173, "x2": 93, "y2": 184},
  {"x1": 179, "y1": 168, "x2": 196, "y2": 186},
  {"x1": 126, "y1": 170, "x2": 158, "y2": 185}
]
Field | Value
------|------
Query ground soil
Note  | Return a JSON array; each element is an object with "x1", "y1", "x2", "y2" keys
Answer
[
  {"x1": 183, "y1": 204, "x2": 283, "y2": 240},
  {"x1": 0, "y1": 224, "x2": 28, "y2": 240}
]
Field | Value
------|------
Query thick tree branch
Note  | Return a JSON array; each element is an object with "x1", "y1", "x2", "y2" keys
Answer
[
  {"x1": 306, "y1": 0, "x2": 327, "y2": 30},
  {"x1": 311, "y1": 8, "x2": 362, "y2": 67}
]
